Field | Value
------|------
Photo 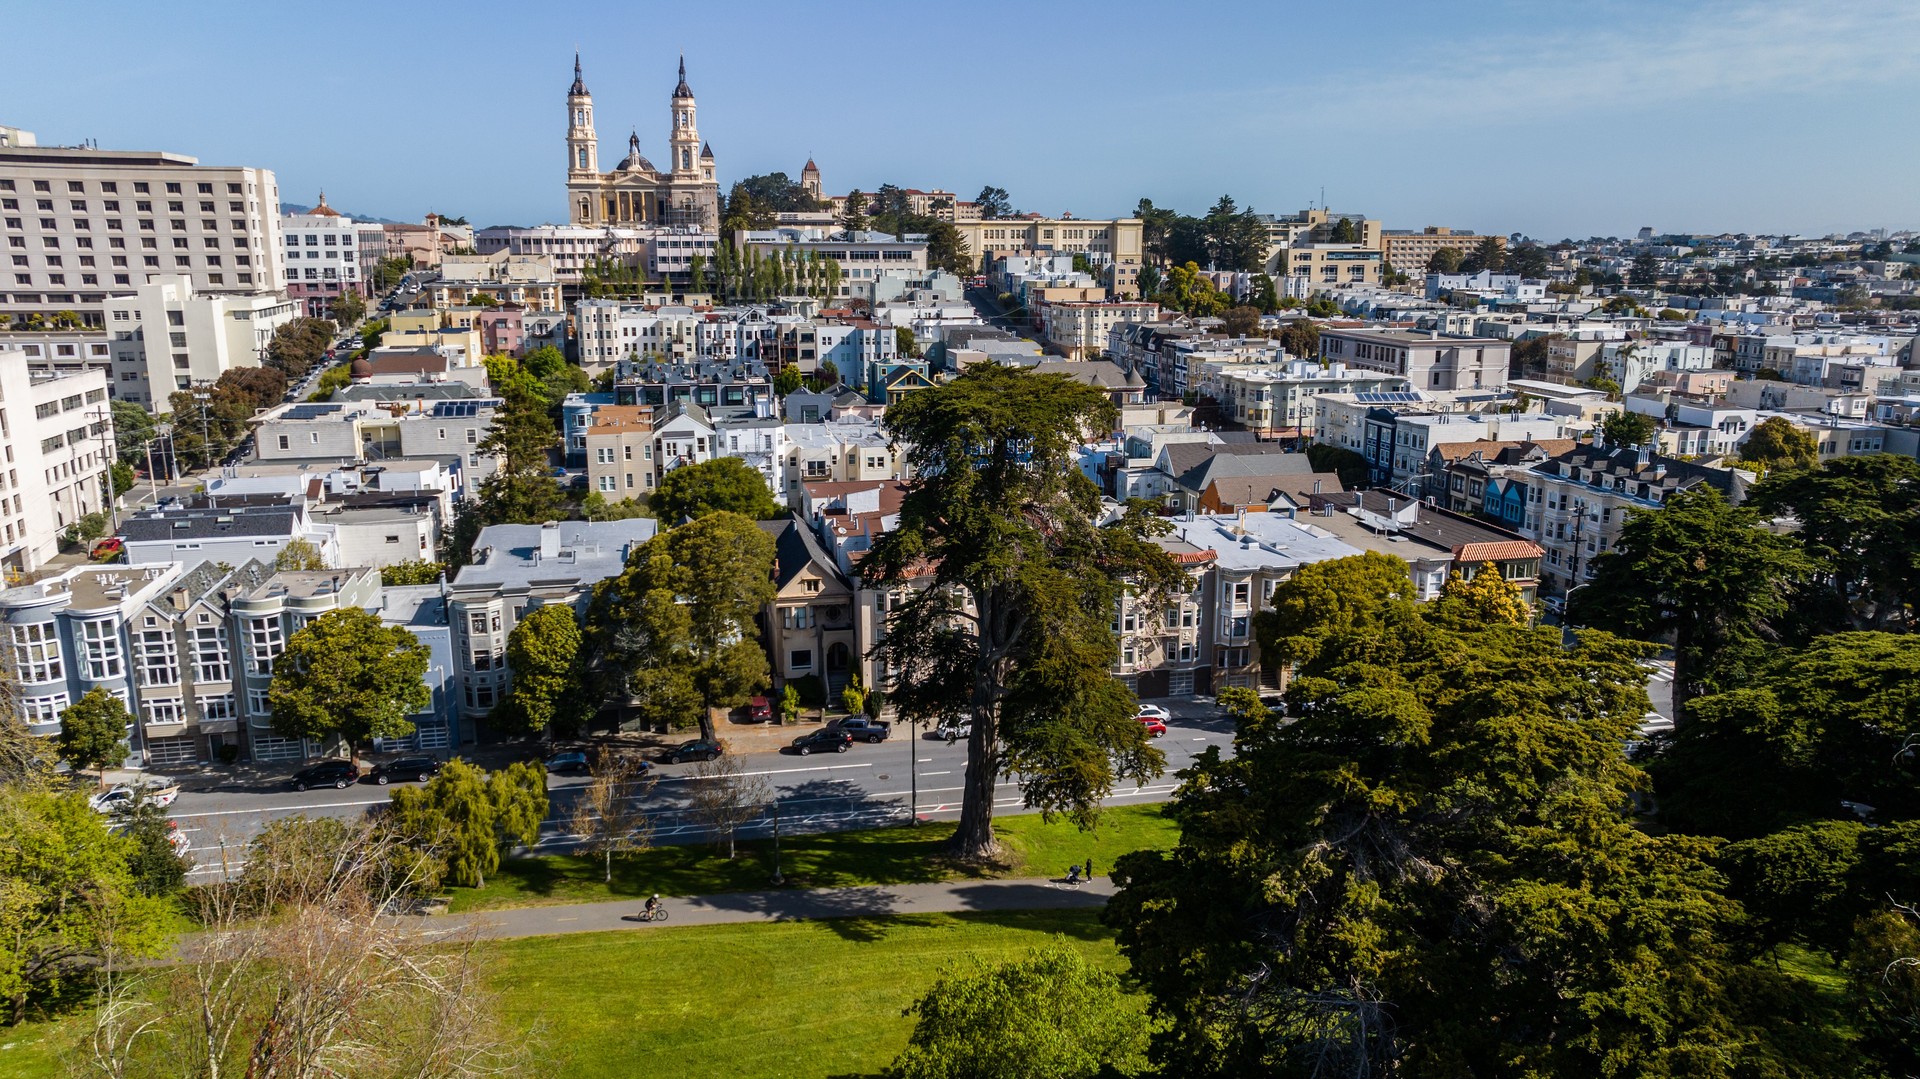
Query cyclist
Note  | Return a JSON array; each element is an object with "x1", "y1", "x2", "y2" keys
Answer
[{"x1": 644, "y1": 893, "x2": 661, "y2": 919}]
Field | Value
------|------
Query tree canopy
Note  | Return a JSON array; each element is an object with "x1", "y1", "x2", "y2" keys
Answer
[
  {"x1": 864, "y1": 365, "x2": 1185, "y2": 859},
  {"x1": 1750, "y1": 453, "x2": 1920, "y2": 631},
  {"x1": 269, "y1": 608, "x2": 431, "y2": 751},
  {"x1": 589, "y1": 512, "x2": 775, "y2": 738},
  {"x1": 1600, "y1": 407, "x2": 1656, "y2": 448},
  {"x1": 500, "y1": 604, "x2": 589, "y2": 736},
  {"x1": 1570, "y1": 486, "x2": 1815, "y2": 726},
  {"x1": 54, "y1": 688, "x2": 128, "y2": 787},
  {"x1": 650, "y1": 455, "x2": 782, "y2": 523},
  {"x1": 1739, "y1": 414, "x2": 1819, "y2": 473},
  {"x1": 1106, "y1": 559, "x2": 1844, "y2": 1075}
]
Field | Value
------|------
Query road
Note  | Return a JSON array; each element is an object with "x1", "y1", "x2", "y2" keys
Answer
[
  {"x1": 166, "y1": 661, "x2": 1680, "y2": 880},
  {"x1": 171, "y1": 697, "x2": 1236, "y2": 880}
]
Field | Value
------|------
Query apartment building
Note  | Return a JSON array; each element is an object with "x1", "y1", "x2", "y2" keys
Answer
[
  {"x1": 583, "y1": 404, "x2": 657, "y2": 498},
  {"x1": 1040, "y1": 300, "x2": 1159, "y2": 359},
  {"x1": 736, "y1": 228, "x2": 929, "y2": 302},
  {"x1": 0, "y1": 559, "x2": 457, "y2": 766},
  {"x1": 1198, "y1": 360, "x2": 1410, "y2": 440},
  {"x1": 280, "y1": 194, "x2": 383, "y2": 318},
  {"x1": 0, "y1": 126, "x2": 285, "y2": 327},
  {"x1": 424, "y1": 253, "x2": 563, "y2": 311},
  {"x1": 1382, "y1": 227, "x2": 1505, "y2": 272},
  {"x1": 448, "y1": 519, "x2": 657, "y2": 718},
  {"x1": 105, "y1": 275, "x2": 298, "y2": 408},
  {"x1": 0, "y1": 348, "x2": 115, "y2": 574},
  {"x1": 1257, "y1": 210, "x2": 1383, "y2": 270},
  {"x1": 475, "y1": 223, "x2": 660, "y2": 283},
  {"x1": 956, "y1": 217, "x2": 1145, "y2": 298},
  {"x1": 1319, "y1": 327, "x2": 1512, "y2": 393},
  {"x1": 758, "y1": 515, "x2": 860, "y2": 695},
  {"x1": 1520, "y1": 442, "x2": 1746, "y2": 596},
  {"x1": 3, "y1": 326, "x2": 111, "y2": 382},
  {"x1": 1284, "y1": 244, "x2": 1383, "y2": 291},
  {"x1": 1599, "y1": 341, "x2": 1715, "y2": 394},
  {"x1": 251, "y1": 399, "x2": 503, "y2": 496}
]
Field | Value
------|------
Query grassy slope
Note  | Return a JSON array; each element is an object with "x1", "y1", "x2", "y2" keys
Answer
[
  {"x1": 490, "y1": 909, "x2": 1125, "y2": 1079},
  {"x1": 450, "y1": 802, "x2": 1177, "y2": 913}
]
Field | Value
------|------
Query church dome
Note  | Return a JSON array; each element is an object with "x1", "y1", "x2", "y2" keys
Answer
[
  {"x1": 617, "y1": 131, "x2": 653, "y2": 172},
  {"x1": 348, "y1": 356, "x2": 373, "y2": 379},
  {"x1": 308, "y1": 191, "x2": 340, "y2": 218}
]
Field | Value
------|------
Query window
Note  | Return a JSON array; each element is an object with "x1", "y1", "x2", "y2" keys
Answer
[
  {"x1": 137, "y1": 629, "x2": 179, "y2": 687},
  {"x1": 9, "y1": 622, "x2": 63, "y2": 682},
  {"x1": 77, "y1": 617, "x2": 124, "y2": 680},
  {"x1": 21, "y1": 692, "x2": 70, "y2": 727},
  {"x1": 598, "y1": 476, "x2": 616, "y2": 492},
  {"x1": 191, "y1": 622, "x2": 230, "y2": 679},
  {"x1": 782, "y1": 606, "x2": 811, "y2": 630},
  {"x1": 789, "y1": 649, "x2": 814, "y2": 671},
  {"x1": 246, "y1": 688, "x2": 271, "y2": 715},
  {"x1": 196, "y1": 694, "x2": 235, "y2": 721},
  {"x1": 246, "y1": 616, "x2": 283, "y2": 674},
  {"x1": 145, "y1": 699, "x2": 183, "y2": 726}
]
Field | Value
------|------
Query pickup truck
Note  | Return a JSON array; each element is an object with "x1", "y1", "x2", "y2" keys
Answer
[{"x1": 833, "y1": 717, "x2": 892, "y2": 743}]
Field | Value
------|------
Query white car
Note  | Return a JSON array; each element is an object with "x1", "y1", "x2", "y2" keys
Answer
[
  {"x1": 1135, "y1": 704, "x2": 1171, "y2": 722},
  {"x1": 88, "y1": 778, "x2": 181, "y2": 814},
  {"x1": 933, "y1": 718, "x2": 973, "y2": 741}
]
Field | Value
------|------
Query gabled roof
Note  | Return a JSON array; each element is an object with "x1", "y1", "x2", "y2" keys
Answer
[
  {"x1": 758, "y1": 514, "x2": 852, "y2": 591},
  {"x1": 1177, "y1": 450, "x2": 1320, "y2": 494}
]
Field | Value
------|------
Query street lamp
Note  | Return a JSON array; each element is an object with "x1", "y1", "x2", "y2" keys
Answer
[{"x1": 768, "y1": 795, "x2": 784, "y2": 885}]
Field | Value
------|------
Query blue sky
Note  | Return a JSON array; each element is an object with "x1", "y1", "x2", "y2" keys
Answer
[{"x1": 6, "y1": 0, "x2": 1917, "y2": 238}]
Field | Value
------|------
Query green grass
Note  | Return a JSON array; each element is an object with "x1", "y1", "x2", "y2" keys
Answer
[
  {"x1": 449, "y1": 803, "x2": 1178, "y2": 914},
  {"x1": 490, "y1": 908, "x2": 1124, "y2": 1078},
  {"x1": 0, "y1": 1014, "x2": 79, "y2": 1079}
]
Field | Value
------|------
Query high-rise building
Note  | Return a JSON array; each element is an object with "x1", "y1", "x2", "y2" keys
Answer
[
  {"x1": 280, "y1": 193, "x2": 384, "y2": 318},
  {"x1": 0, "y1": 125, "x2": 285, "y2": 328}
]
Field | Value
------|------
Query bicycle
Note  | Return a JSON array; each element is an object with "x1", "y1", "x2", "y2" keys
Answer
[{"x1": 639, "y1": 905, "x2": 669, "y2": 922}]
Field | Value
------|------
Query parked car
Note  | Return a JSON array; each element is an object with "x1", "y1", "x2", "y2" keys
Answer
[
  {"x1": 1135, "y1": 704, "x2": 1171, "y2": 722},
  {"x1": 88, "y1": 777, "x2": 180, "y2": 814},
  {"x1": 833, "y1": 716, "x2": 891, "y2": 743},
  {"x1": 89, "y1": 537, "x2": 124, "y2": 560},
  {"x1": 1137, "y1": 714, "x2": 1168, "y2": 738},
  {"x1": 367, "y1": 755, "x2": 441, "y2": 785},
  {"x1": 747, "y1": 696, "x2": 773, "y2": 722},
  {"x1": 791, "y1": 728, "x2": 853, "y2": 756},
  {"x1": 544, "y1": 750, "x2": 590, "y2": 775},
  {"x1": 289, "y1": 758, "x2": 359, "y2": 791},
  {"x1": 932, "y1": 718, "x2": 972, "y2": 741},
  {"x1": 663, "y1": 739, "x2": 723, "y2": 764}
]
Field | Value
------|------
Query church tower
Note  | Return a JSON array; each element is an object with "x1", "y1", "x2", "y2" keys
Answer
[
  {"x1": 566, "y1": 53, "x2": 599, "y2": 224},
  {"x1": 801, "y1": 158, "x2": 821, "y2": 200},
  {"x1": 669, "y1": 55, "x2": 700, "y2": 177}
]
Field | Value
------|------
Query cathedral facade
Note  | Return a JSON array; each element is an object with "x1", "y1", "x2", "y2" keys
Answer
[{"x1": 564, "y1": 54, "x2": 721, "y2": 232}]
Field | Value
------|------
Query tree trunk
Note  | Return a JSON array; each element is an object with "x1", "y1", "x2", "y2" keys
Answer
[
  {"x1": 949, "y1": 683, "x2": 1002, "y2": 861},
  {"x1": 605, "y1": 850, "x2": 612, "y2": 884}
]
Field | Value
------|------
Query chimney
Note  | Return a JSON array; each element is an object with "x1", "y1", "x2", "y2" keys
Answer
[
  {"x1": 170, "y1": 587, "x2": 190, "y2": 611},
  {"x1": 539, "y1": 521, "x2": 561, "y2": 560}
]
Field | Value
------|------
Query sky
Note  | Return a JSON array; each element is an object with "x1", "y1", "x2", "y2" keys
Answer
[{"x1": 5, "y1": 0, "x2": 1918, "y2": 239}]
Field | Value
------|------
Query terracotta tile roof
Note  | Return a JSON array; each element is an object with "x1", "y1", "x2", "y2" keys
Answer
[{"x1": 1455, "y1": 540, "x2": 1543, "y2": 563}]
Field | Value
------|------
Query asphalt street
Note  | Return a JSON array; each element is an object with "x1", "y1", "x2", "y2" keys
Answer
[
  {"x1": 165, "y1": 661, "x2": 1679, "y2": 880},
  {"x1": 171, "y1": 697, "x2": 1236, "y2": 880}
]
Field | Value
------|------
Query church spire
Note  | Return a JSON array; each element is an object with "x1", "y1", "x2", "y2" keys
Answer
[
  {"x1": 570, "y1": 51, "x2": 587, "y2": 97},
  {"x1": 673, "y1": 53, "x2": 693, "y2": 99}
]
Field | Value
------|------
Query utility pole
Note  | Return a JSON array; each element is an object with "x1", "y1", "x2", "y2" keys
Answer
[
  {"x1": 768, "y1": 795, "x2": 784, "y2": 886},
  {"x1": 191, "y1": 383, "x2": 214, "y2": 507}
]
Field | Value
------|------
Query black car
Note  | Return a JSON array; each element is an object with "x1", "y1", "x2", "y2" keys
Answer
[
  {"x1": 790, "y1": 728, "x2": 852, "y2": 756},
  {"x1": 663, "y1": 739, "x2": 723, "y2": 764},
  {"x1": 367, "y1": 755, "x2": 440, "y2": 785},
  {"x1": 289, "y1": 758, "x2": 359, "y2": 791}
]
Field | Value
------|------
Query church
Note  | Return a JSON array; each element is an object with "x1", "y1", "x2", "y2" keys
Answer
[{"x1": 564, "y1": 54, "x2": 721, "y2": 231}]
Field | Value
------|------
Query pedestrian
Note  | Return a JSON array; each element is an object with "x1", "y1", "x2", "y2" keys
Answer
[
  {"x1": 1084, "y1": 857, "x2": 1095, "y2": 881},
  {"x1": 946, "y1": 727, "x2": 958, "y2": 747}
]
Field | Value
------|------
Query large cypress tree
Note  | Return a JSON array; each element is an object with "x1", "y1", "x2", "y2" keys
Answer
[{"x1": 865, "y1": 364, "x2": 1186, "y2": 859}]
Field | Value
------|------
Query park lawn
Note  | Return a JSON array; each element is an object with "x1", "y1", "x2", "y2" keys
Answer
[
  {"x1": 449, "y1": 802, "x2": 1178, "y2": 914},
  {"x1": 488, "y1": 908, "x2": 1131, "y2": 1079},
  {"x1": 0, "y1": 1014, "x2": 82, "y2": 1079}
]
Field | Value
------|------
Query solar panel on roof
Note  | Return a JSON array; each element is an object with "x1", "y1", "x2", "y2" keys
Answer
[{"x1": 283, "y1": 404, "x2": 343, "y2": 420}]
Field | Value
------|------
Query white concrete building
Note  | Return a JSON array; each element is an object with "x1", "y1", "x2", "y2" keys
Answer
[
  {"x1": 0, "y1": 346, "x2": 115, "y2": 574},
  {"x1": 280, "y1": 194, "x2": 384, "y2": 318},
  {"x1": 0, "y1": 127, "x2": 285, "y2": 327},
  {"x1": 104, "y1": 275, "x2": 298, "y2": 409},
  {"x1": 1599, "y1": 341, "x2": 1715, "y2": 395}
]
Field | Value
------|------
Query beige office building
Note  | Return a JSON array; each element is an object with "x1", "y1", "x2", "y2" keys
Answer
[
  {"x1": 0, "y1": 125, "x2": 285, "y2": 328},
  {"x1": 1382, "y1": 227, "x2": 1504, "y2": 272},
  {"x1": 957, "y1": 217, "x2": 1145, "y2": 298}
]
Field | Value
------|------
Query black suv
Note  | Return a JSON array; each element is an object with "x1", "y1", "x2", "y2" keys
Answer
[
  {"x1": 790, "y1": 728, "x2": 853, "y2": 756},
  {"x1": 289, "y1": 759, "x2": 360, "y2": 791},
  {"x1": 367, "y1": 756, "x2": 441, "y2": 785}
]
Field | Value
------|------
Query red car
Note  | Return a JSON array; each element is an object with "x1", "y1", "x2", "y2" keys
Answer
[{"x1": 1136, "y1": 713, "x2": 1167, "y2": 737}]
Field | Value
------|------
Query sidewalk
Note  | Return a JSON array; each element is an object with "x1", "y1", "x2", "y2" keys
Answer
[{"x1": 427, "y1": 876, "x2": 1116, "y2": 941}]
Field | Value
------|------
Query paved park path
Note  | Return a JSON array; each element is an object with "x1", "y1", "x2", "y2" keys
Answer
[{"x1": 425, "y1": 877, "x2": 1117, "y2": 941}]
